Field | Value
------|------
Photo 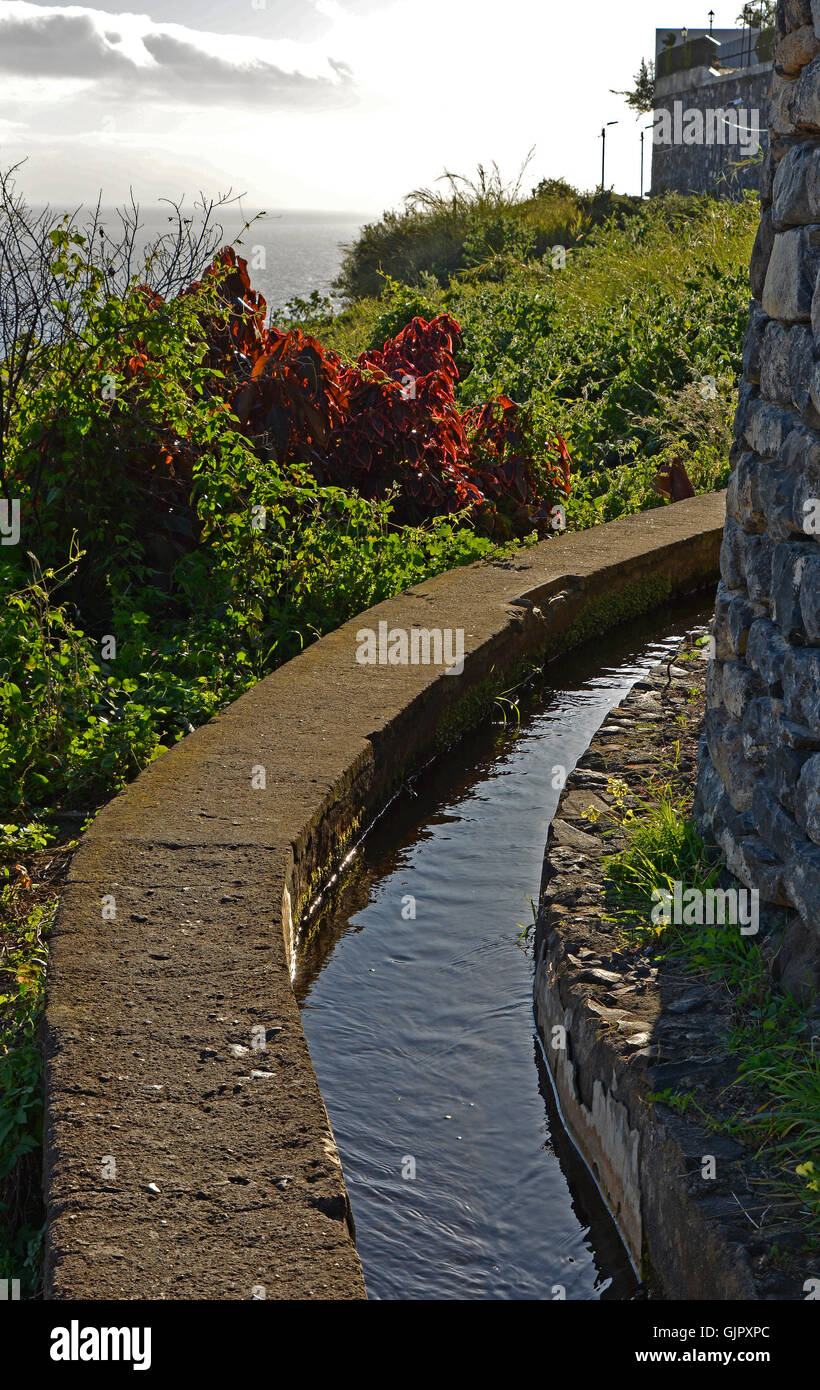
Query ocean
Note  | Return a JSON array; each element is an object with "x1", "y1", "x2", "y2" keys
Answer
[{"x1": 88, "y1": 206, "x2": 369, "y2": 319}]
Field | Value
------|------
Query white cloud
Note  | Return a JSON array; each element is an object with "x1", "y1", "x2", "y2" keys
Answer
[
  {"x1": 0, "y1": 0, "x2": 751, "y2": 210},
  {"x1": 0, "y1": 2, "x2": 355, "y2": 106}
]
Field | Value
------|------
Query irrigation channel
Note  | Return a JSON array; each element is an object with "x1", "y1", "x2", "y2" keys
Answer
[{"x1": 293, "y1": 595, "x2": 713, "y2": 1300}]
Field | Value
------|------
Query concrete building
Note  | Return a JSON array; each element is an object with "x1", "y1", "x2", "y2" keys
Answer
[{"x1": 651, "y1": 24, "x2": 774, "y2": 197}]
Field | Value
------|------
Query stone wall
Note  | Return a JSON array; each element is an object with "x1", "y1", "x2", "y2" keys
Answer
[
  {"x1": 534, "y1": 635, "x2": 804, "y2": 1298},
  {"x1": 651, "y1": 67, "x2": 772, "y2": 199},
  {"x1": 696, "y1": 0, "x2": 820, "y2": 996}
]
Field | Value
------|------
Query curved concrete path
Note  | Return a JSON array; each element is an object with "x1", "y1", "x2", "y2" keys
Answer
[{"x1": 43, "y1": 492, "x2": 725, "y2": 1300}]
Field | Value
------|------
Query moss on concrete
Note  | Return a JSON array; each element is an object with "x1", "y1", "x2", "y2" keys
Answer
[
  {"x1": 433, "y1": 660, "x2": 535, "y2": 751},
  {"x1": 433, "y1": 574, "x2": 675, "y2": 753},
  {"x1": 561, "y1": 573, "x2": 673, "y2": 650},
  {"x1": 293, "y1": 808, "x2": 365, "y2": 928}
]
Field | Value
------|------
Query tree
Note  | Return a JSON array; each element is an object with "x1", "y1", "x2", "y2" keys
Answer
[
  {"x1": 611, "y1": 58, "x2": 655, "y2": 116},
  {"x1": 736, "y1": 2, "x2": 776, "y2": 26}
]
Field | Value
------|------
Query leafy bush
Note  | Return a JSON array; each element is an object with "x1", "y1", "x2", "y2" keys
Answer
[
  {"x1": 0, "y1": 883, "x2": 54, "y2": 1297},
  {"x1": 0, "y1": 555, "x2": 170, "y2": 811},
  {"x1": 320, "y1": 190, "x2": 756, "y2": 528},
  {"x1": 7, "y1": 234, "x2": 256, "y2": 609},
  {"x1": 198, "y1": 251, "x2": 569, "y2": 535},
  {"x1": 2, "y1": 175, "x2": 567, "y2": 827},
  {"x1": 333, "y1": 165, "x2": 640, "y2": 301},
  {"x1": 331, "y1": 315, "x2": 569, "y2": 533}
]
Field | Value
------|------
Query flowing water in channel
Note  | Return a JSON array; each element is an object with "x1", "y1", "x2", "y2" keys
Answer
[{"x1": 294, "y1": 597, "x2": 714, "y2": 1301}]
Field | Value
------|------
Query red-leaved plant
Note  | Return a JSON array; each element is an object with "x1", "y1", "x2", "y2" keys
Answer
[{"x1": 119, "y1": 247, "x2": 573, "y2": 543}]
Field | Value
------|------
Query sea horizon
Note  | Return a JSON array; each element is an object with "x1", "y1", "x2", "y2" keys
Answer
[{"x1": 32, "y1": 203, "x2": 373, "y2": 314}]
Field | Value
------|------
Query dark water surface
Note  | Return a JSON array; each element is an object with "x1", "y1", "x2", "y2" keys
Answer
[{"x1": 295, "y1": 597, "x2": 713, "y2": 1301}]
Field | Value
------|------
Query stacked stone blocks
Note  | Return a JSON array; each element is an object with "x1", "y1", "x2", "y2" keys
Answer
[{"x1": 697, "y1": 0, "x2": 820, "y2": 993}]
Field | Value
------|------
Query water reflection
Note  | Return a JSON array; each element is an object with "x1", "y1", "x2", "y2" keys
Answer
[{"x1": 295, "y1": 597, "x2": 712, "y2": 1300}]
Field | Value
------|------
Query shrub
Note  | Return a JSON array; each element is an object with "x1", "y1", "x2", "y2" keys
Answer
[
  {"x1": 186, "y1": 251, "x2": 570, "y2": 535},
  {"x1": 333, "y1": 165, "x2": 641, "y2": 301}
]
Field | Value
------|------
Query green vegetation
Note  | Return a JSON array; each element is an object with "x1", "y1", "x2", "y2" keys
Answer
[
  {"x1": 1, "y1": 177, "x2": 520, "y2": 825},
  {"x1": 0, "y1": 176, "x2": 512, "y2": 1287},
  {"x1": 0, "y1": 164, "x2": 758, "y2": 1287},
  {"x1": 604, "y1": 787, "x2": 820, "y2": 1243},
  {"x1": 611, "y1": 57, "x2": 655, "y2": 116},
  {"x1": 308, "y1": 182, "x2": 756, "y2": 525},
  {"x1": 0, "y1": 177, "x2": 756, "y2": 851},
  {"x1": 331, "y1": 167, "x2": 638, "y2": 300},
  {"x1": 738, "y1": 2, "x2": 776, "y2": 28},
  {"x1": 0, "y1": 881, "x2": 56, "y2": 1296}
]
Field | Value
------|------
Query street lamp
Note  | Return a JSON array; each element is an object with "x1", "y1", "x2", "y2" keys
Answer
[
  {"x1": 601, "y1": 120, "x2": 618, "y2": 193},
  {"x1": 741, "y1": 3, "x2": 751, "y2": 66},
  {"x1": 640, "y1": 121, "x2": 654, "y2": 199}
]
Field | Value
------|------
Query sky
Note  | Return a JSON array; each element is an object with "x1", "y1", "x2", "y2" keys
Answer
[{"x1": 0, "y1": 1, "x2": 752, "y2": 215}]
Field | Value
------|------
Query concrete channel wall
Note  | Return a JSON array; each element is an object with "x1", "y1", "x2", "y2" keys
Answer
[{"x1": 42, "y1": 493, "x2": 724, "y2": 1301}]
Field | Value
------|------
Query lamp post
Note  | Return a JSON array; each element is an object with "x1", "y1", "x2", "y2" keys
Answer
[
  {"x1": 601, "y1": 120, "x2": 618, "y2": 193},
  {"x1": 641, "y1": 121, "x2": 654, "y2": 199}
]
